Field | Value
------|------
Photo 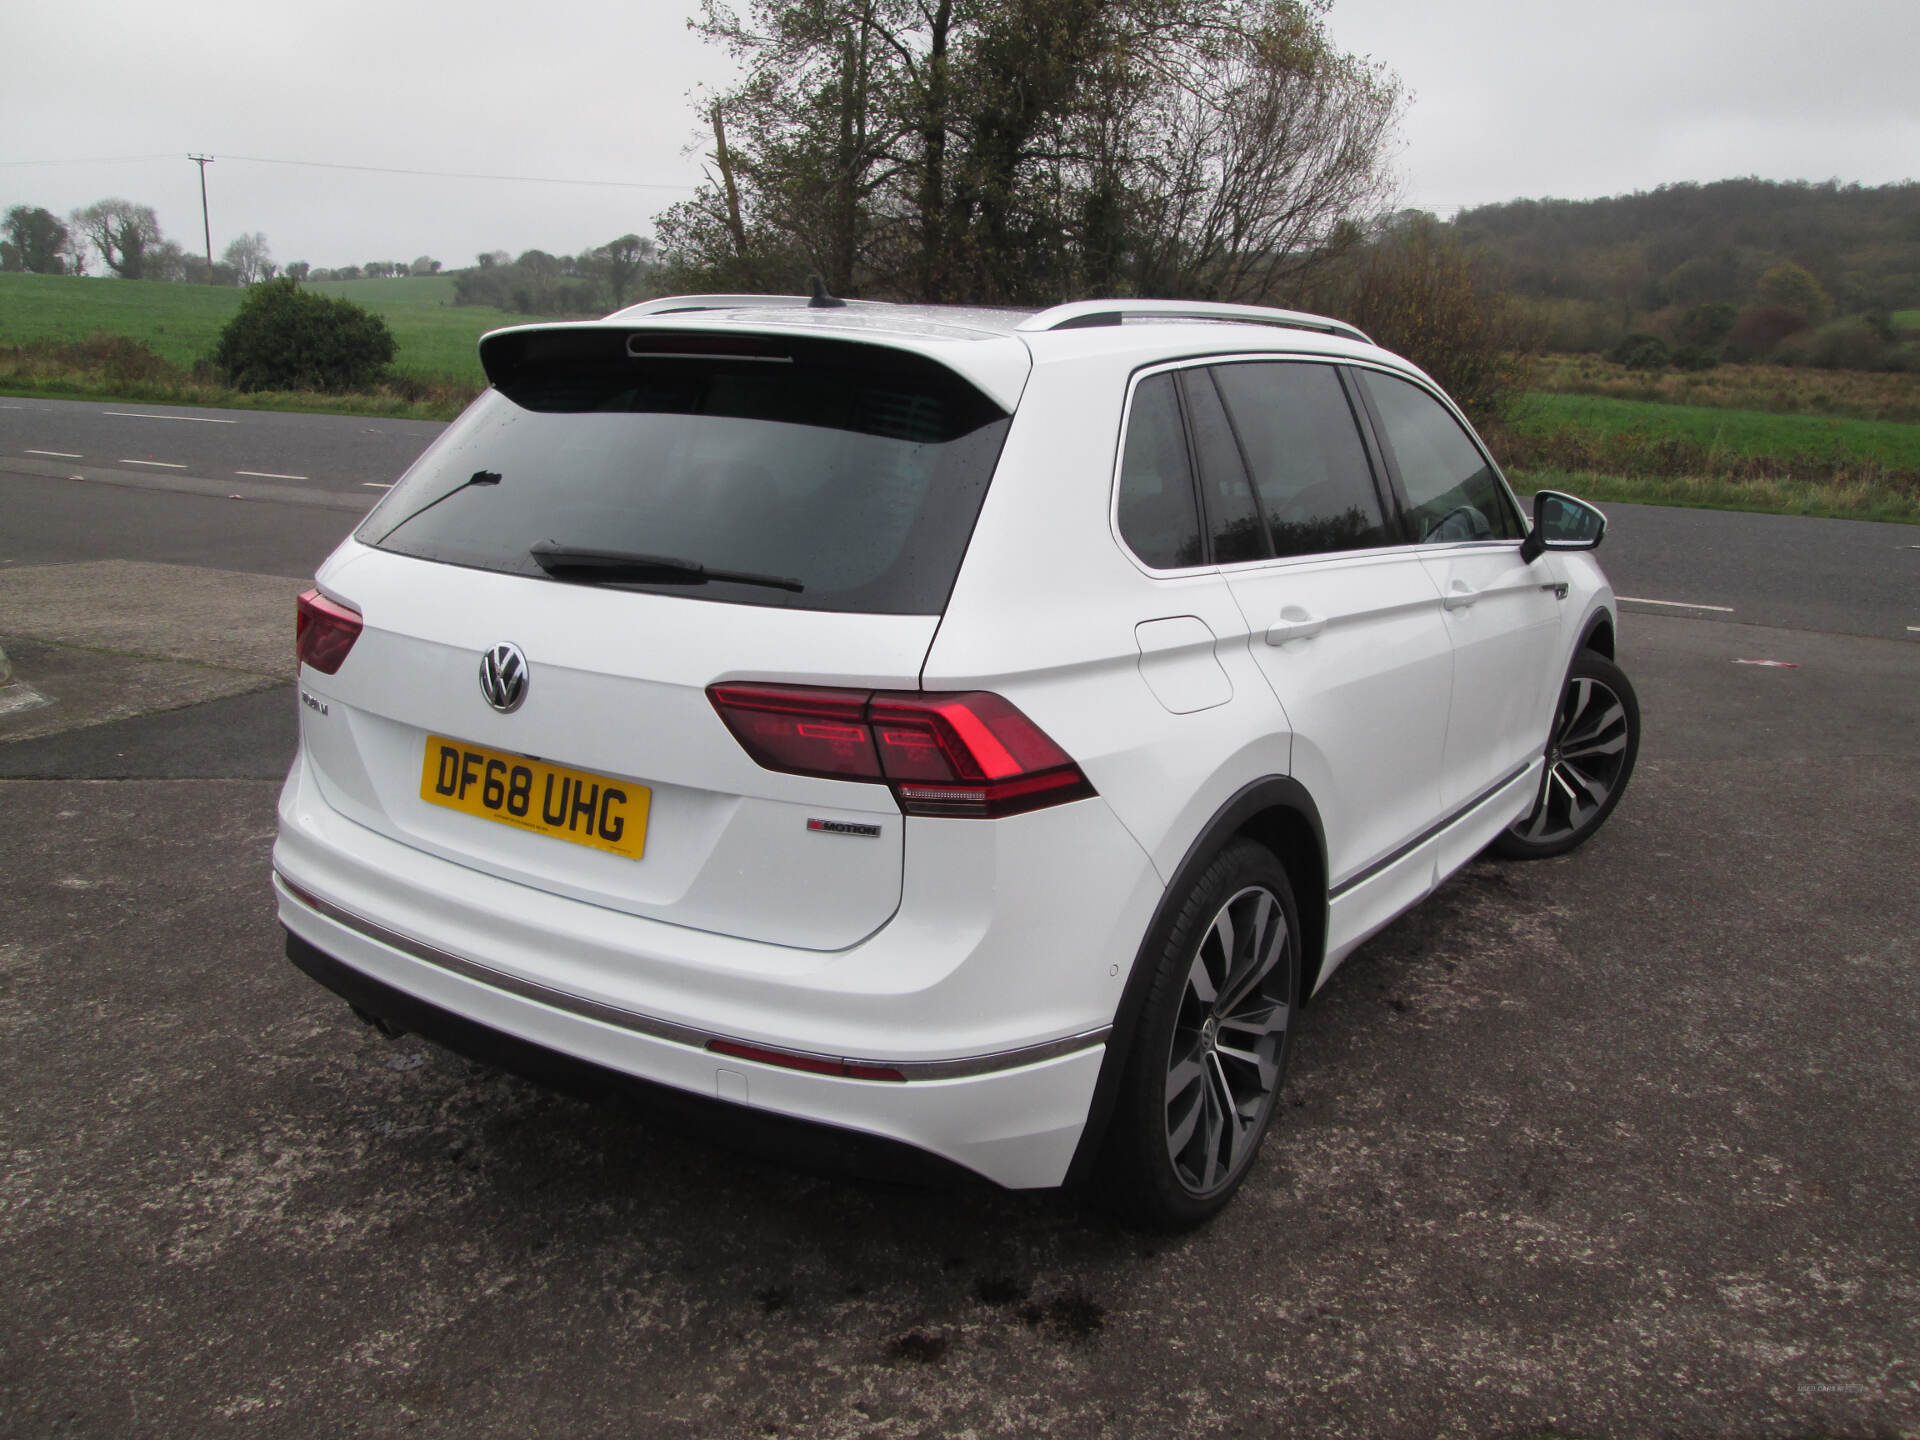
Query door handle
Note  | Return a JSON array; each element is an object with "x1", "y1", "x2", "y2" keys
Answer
[
  {"x1": 1264, "y1": 607, "x2": 1326, "y2": 645},
  {"x1": 1442, "y1": 580, "x2": 1479, "y2": 611}
]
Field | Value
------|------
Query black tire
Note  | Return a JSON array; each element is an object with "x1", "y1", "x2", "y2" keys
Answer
[
  {"x1": 1096, "y1": 840, "x2": 1301, "y2": 1230},
  {"x1": 1492, "y1": 649, "x2": 1640, "y2": 861}
]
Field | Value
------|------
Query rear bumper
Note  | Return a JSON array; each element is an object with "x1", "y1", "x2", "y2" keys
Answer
[
  {"x1": 273, "y1": 749, "x2": 1159, "y2": 1189},
  {"x1": 283, "y1": 929, "x2": 995, "y2": 1190}
]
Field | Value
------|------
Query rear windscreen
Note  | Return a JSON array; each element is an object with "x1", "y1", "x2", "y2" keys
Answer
[{"x1": 356, "y1": 333, "x2": 1012, "y2": 614}]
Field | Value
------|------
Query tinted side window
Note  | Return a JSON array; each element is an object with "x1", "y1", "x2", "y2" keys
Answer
[
  {"x1": 1357, "y1": 370, "x2": 1522, "y2": 543},
  {"x1": 1210, "y1": 362, "x2": 1394, "y2": 558},
  {"x1": 1117, "y1": 374, "x2": 1203, "y2": 569},
  {"x1": 1181, "y1": 371, "x2": 1270, "y2": 565}
]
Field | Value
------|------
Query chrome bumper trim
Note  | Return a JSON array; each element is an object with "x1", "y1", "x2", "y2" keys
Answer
[{"x1": 273, "y1": 871, "x2": 1109, "y2": 1081}]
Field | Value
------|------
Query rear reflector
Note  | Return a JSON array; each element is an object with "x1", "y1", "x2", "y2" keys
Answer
[
  {"x1": 707, "y1": 1038, "x2": 905, "y2": 1083},
  {"x1": 296, "y1": 589, "x2": 362, "y2": 675},
  {"x1": 708, "y1": 683, "x2": 1094, "y2": 818}
]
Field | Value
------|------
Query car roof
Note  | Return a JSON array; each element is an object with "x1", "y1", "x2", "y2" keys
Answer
[{"x1": 480, "y1": 295, "x2": 1413, "y2": 413}]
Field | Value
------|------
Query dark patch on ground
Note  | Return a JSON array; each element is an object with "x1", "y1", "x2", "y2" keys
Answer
[
  {"x1": 1017, "y1": 1289, "x2": 1106, "y2": 1339},
  {"x1": 883, "y1": 1330, "x2": 950, "y2": 1364},
  {"x1": 0, "y1": 681, "x2": 295, "y2": 778}
]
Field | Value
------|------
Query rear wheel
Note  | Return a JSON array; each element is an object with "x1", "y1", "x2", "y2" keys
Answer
[
  {"x1": 1493, "y1": 649, "x2": 1640, "y2": 860},
  {"x1": 1098, "y1": 840, "x2": 1300, "y2": 1229}
]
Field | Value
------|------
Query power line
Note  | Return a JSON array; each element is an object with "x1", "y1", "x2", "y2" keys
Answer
[
  {"x1": 0, "y1": 154, "x2": 179, "y2": 167},
  {"x1": 1, "y1": 151, "x2": 698, "y2": 192},
  {"x1": 220, "y1": 154, "x2": 697, "y2": 191}
]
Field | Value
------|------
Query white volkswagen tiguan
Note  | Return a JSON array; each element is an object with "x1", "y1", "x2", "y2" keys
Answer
[{"x1": 274, "y1": 294, "x2": 1639, "y2": 1226}]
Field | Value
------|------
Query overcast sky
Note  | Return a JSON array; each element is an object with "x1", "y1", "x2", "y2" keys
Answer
[{"x1": 3, "y1": 0, "x2": 1916, "y2": 272}]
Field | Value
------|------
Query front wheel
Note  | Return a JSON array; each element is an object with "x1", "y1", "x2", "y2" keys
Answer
[
  {"x1": 1492, "y1": 649, "x2": 1640, "y2": 861},
  {"x1": 1096, "y1": 840, "x2": 1300, "y2": 1229}
]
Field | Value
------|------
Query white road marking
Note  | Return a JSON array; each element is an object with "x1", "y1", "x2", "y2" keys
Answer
[
  {"x1": 120, "y1": 458, "x2": 187, "y2": 469},
  {"x1": 1618, "y1": 596, "x2": 1735, "y2": 613},
  {"x1": 1733, "y1": 659, "x2": 1799, "y2": 668},
  {"x1": 1908, "y1": 626, "x2": 1920, "y2": 633},
  {"x1": 361, "y1": 481, "x2": 393, "y2": 488},
  {"x1": 27, "y1": 449, "x2": 83, "y2": 458},
  {"x1": 102, "y1": 410, "x2": 237, "y2": 424},
  {"x1": 235, "y1": 470, "x2": 309, "y2": 481}
]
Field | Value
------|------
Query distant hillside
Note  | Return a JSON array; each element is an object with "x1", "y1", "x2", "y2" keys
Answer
[{"x1": 1455, "y1": 179, "x2": 1920, "y2": 314}]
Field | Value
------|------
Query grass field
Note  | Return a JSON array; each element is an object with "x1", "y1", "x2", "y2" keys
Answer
[
  {"x1": 0, "y1": 271, "x2": 531, "y2": 382},
  {"x1": 1511, "y1": 392, "x2": 1920, "y2": 471},
  {"x1": 1495, "y1": 392, "x2": 1920, "y2": 523},
  {"x1": 1893, "y1": 308, "x2": 1920, "y2": 333}
]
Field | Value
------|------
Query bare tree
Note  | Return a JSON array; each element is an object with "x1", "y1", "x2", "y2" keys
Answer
[
  {"x1": 223, "y1": 232, "x2": 274, "y2": 285},
  {"x1": 69, "y1": 199, "x2": 163, "y2": 279},
  {"x1": 659, "y1": 0, "x2": 1403, "y2": 304}
]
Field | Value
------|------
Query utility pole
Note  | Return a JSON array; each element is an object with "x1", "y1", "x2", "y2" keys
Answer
[{"x1": 188, "y1": 154, "x2": 214, "y2": 283}]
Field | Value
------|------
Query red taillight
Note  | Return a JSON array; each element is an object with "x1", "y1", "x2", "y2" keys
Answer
[
  {"x1": 296, "y1": 588, "x2": 362, "y2": 675},
  {"x1": 708, "y1": 683, "x2": 1094, "y2": 819},
  {"x1": 704, "y1": 684, "x2": 882, "y2": 780}
]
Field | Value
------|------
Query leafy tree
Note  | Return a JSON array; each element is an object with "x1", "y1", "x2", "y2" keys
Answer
[
  {"x1": 1669, "y1": 300, "x2": 1735, "y2": 368},
  {"x1": 69, "y1": 198, "x2": 163, "y2": 278},
  {"x1": 212, "y1": 277, "x2": 397, "y2": 392},
  {"x1": 223, "y1": 232, "x2": 274, "y2": 285},
  {"x1": 409, "y1": 255, "x2": 441, "y2": 276},
  {"x1": 1755, "y1": 260, "x2": 1832, "y2": 324},
  {"x1": 660, "y1": 0, "x2": 1402, "y2": 305},
  {"x1": 285, "y1": 261, "x2": 311, "y2": 281},
  {"x1": 1, "y1": 206, "x2": 73, "y2": 274}
]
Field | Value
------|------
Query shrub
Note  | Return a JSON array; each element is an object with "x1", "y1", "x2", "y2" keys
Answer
[
  {"x1": 1724, "y1": 305, "x2": 1812, "y2": 363},
  {"x1": 212, "y1": 278, "x2": 397, "y2": 392},
  {"x1": 1331, "y1": 219, "x2": 1533, "y2": 428},
  {"x1": 1610, "y1": 332, "x2": 1670, "y2": 370},
  {"x1": 1781, "y1": 318, "x2": 1891, "y2": 371}
]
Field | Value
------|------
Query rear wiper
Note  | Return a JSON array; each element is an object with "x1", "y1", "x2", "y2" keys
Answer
[{"x1": 528, "y1": 541, "x2": 805, "y2": 593}]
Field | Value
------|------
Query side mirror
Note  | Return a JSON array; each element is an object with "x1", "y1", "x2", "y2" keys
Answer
[{"x1": 1520, "y1": 490, "x2": 1607, "y2": 563}]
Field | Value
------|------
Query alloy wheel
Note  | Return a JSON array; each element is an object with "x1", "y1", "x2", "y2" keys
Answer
[
  {"x1": 1163, "y1": 884, "x2": 1292, "y2": 1197},
  {"x1": 1512, "y1": 673, "x2": 1632, "y2": 847}
]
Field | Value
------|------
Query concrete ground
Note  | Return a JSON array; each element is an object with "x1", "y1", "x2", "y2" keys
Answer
[{"x1": 1, "y1": 560, "x2": 1916, "y2": 1438}]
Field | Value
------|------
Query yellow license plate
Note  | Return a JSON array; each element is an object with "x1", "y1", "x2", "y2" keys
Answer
[{"x1": 420, "y1": 735, "x2": 650, "y2": 860}]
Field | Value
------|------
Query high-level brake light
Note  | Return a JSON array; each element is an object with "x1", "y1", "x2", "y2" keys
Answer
[
  {"x1": 296, "y1": 589, "x2": 363, "y2": 674},
  {"x1": 708, "y1": 683, "x2": 1095, "y2": 818}
]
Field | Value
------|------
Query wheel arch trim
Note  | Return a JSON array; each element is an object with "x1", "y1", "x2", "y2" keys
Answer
[
  {"x1": 1064, "y1": 775, "x2": 1326, "y2": 1185},
  {"x1": 1578, "y1": 605, "x2": 1616, "y2": 658}
]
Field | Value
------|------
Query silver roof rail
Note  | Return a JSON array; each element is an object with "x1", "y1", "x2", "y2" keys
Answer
[
  {"x1": 1018, "y1": 299, "x2": 1371, "y2": 345},
  {"x1": 606, "y1": 293, "x2": 883, "y2": 321}
]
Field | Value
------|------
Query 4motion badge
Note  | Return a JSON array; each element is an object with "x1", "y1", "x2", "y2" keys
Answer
[{"x1": 808, "y1": 818, "x2": 882, "y2": 838}]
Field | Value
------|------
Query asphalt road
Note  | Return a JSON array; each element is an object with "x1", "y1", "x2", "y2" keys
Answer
[
  {"x1": 4, "y1": 394, "x2": 1918, "y2": 636},
  {"x1": 2, "y1": 401, "x2": 1918, "y2": 1438}
]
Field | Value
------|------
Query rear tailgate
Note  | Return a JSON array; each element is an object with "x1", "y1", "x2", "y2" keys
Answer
[{"x1": 301, "y1": 542, "x2": 937, "y2": 951}]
